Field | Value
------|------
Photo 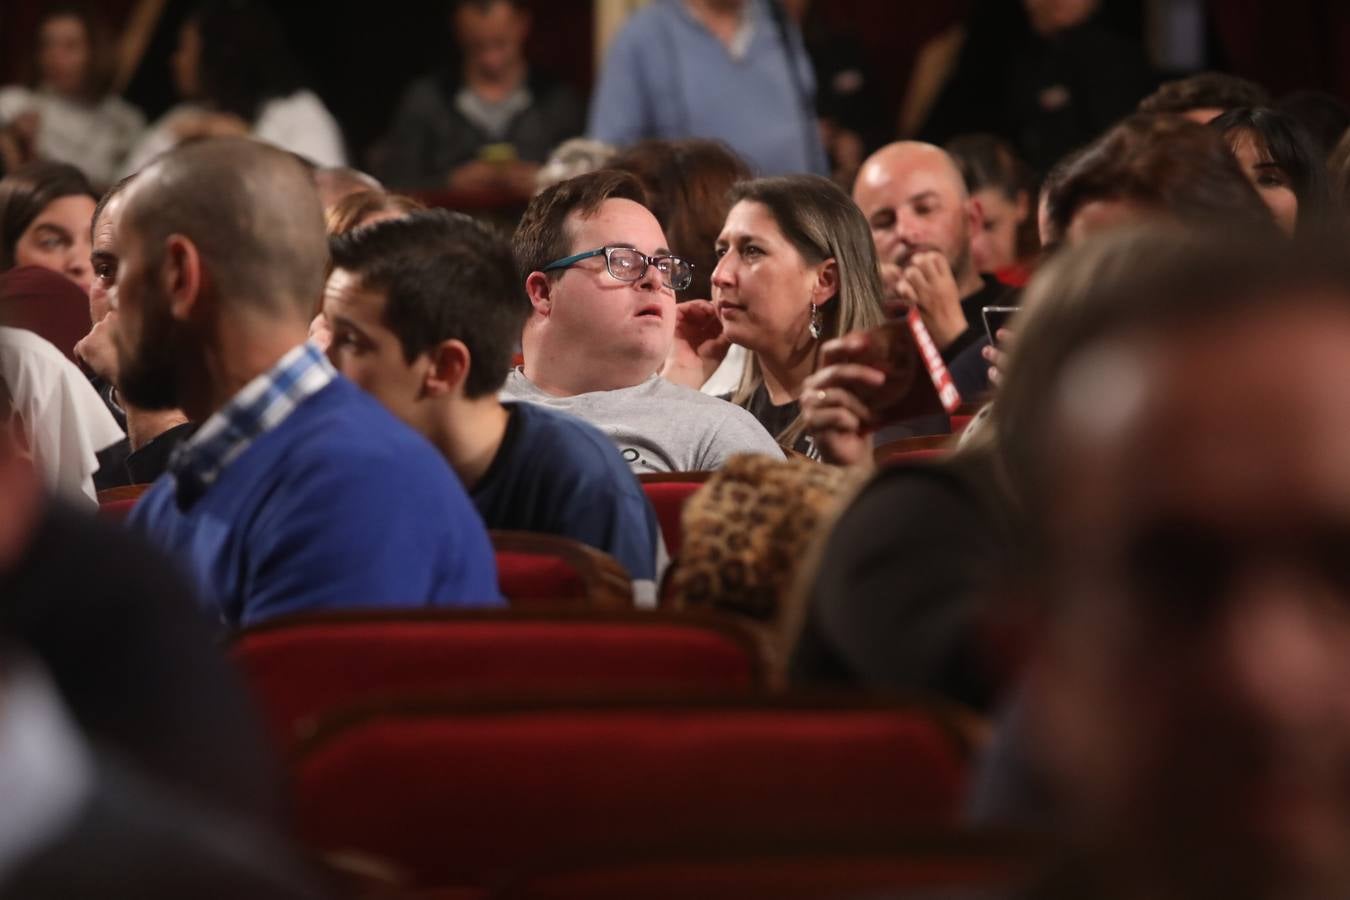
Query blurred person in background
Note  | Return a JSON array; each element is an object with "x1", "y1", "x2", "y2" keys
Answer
[
  {"x1": 1212, "y1": 107, "x2": 1332, "y2": 237},
  {"x1": 663, "y1": 174, "x2": 886, "y2": 456},
  {"x1": 1137, "y1": 71, "x2": 1271, "y2": 123},
  {"x1": 533, "y1": 137, "x2": 615, "y2": 194},
  {"x1": 0, "y1": 161, "x2": 96, "y2": 295},
  {"x1": 0, "y1": 4, "x2": 145, "y2": 189},
  {"x1": 589, "y1": 0, "x2": 827, "y2": 176},
  {"x1": 947, "y1": 133, "x2": 1040, "y2": 284},
  {"x1": 121, "y1": 0, "x2": 346, "y2": 175},
  {"x1": 921, "y1": 0, "x2": 1155, "y2": 173},
  {"x1": 380, "y1": 0, "x2": 583, "y2": 199}
]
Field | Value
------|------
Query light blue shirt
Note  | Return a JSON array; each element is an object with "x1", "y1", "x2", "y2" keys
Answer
[{"x1": 588, "y1": 0, "x2": 828, "y2": 176}]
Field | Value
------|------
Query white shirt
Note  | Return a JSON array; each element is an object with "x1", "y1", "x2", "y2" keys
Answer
[
  {"x1": 120, "y1": 89, "x2": 347, "y2": 178},
  {"x1": 0, "y1": 86, "x2": 145, "y2": 189},
  {"x1": 0, "y1": 327, "x2": 124, "y2": 508}
]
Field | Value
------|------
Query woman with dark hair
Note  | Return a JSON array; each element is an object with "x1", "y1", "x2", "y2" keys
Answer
[
  {"x1": 0, "y1": 161, "x2": 97, "y2": 294},
  {"x1": 946, "y1": 133, "x2": 1039, "y2": 282},
  {"x1": 122, "y1": 0, "x2": 345, "y2": 175},
  {"x1": 1211, "y1": 106, "x2": 1332, "y2": 236},
  {"x1": 0, "y1": 4, "x2": 145, "y2": 188}
]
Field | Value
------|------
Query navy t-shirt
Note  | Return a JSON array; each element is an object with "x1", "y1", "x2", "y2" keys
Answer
[{"x1": 473, "y1": 403, "x2": 659, "y2": 581}]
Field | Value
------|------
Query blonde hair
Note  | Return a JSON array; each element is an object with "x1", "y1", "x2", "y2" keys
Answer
[{"x1": 726, "y1": 175, "x2": 886, "y2": 450}]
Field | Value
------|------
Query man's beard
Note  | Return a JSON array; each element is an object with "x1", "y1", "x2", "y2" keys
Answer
[{"x1": 117, "y1": 298, "x2": 182, "y2": 411}]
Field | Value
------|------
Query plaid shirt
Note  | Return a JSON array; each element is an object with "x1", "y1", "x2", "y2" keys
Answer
[{"x1": 169, "y1": 341, "x2": 335, "y2": 508}]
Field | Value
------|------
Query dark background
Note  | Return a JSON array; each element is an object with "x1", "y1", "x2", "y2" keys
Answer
[{"x1": 1, "y1": 0, "x2": 1347, "y2": 169}]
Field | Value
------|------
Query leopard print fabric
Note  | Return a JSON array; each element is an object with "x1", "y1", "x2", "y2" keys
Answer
[{"x1": 670, "y1": 454, "x2": 867, "y2": 622}]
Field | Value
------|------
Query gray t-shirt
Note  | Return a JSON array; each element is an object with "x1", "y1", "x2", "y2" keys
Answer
[{"x1": 501, "y1": 370, "x2": 785, "y2": 473}]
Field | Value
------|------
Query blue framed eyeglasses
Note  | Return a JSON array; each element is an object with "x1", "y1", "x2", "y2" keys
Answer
[{"x1": 542, "y1": 245, "x2": 694, "y2": 292}]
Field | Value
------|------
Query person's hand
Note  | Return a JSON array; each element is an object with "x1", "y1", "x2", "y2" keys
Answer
[
  {"x1": 0, "y1": 111, "x2": 39, "y2": 171},
  {"x1": 981, "y1": 327, "x2": 1015, "y2": 387},
  {"x1": 661, "y1": 299, "x2": 730, "y2": 388},
  {"x1": 500, "y1": 160, "x2": 541, "y2": 199},
  {"x1": 446, "y1": 160, "x2": 502, "y2": 192},
  {"x1": 800, "y1": 331, "x2": 888, "y2": 466},
  {"x1": 894, "y1": 250, "x2": 967, "y2": 350},
  {"x1": 75, "y1": 311, "x2": 120, "y2": 382}
]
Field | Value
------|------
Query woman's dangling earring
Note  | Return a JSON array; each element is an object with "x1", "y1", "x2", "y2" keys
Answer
[{"x1": 808, "y1": 303, "x2": 822, "y2": 340}]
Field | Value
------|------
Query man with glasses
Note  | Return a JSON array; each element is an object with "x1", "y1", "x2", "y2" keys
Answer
[
  {"x1": 324, "y1": 209, "x2": 662, "y2": 604},
  {"x1": 508, "y1": 169, "x2": 783, "y2": 472}
]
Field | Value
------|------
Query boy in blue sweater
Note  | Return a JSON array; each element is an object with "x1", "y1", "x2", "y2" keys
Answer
[
  {"x1": 324, "y1": 210, "x2": 662, "y2": 603},
  {"x1": 113, "y1": 138, "x2": 501, "y2": 628}
]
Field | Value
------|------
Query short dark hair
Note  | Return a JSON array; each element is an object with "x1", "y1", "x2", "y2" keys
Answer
[
  {"x1": 1211, "y1": 107, "x2": 1333, "y2": 234},
  {"x1": 1047, "y1": 114, "x2": 1275, "y2": 240},
  {"x1": 1138, "y1": 72, "x2": 1270, "y2": 116},
  {"x1": 512, "y1": 169, "x2": 647, "y2": 282},
  {"x1": 0, "y1": 161, "x2": 97, "y2": 269},
  {"x1": 91, "y1": 173, "x2": 137, "y2": 239},
  {"x1": 329, "y1": 209, "x2": 526, "y2": 398}
]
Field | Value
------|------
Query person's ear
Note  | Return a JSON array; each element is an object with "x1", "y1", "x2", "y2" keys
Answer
[
  {"x1": 161, "y1": 234, "x2": 203, "y2": 322},
  {"x1": 422, "y1": 339, "x2": 471, "y2": 398},
  {"x1": 524, "y1": 271, "x2": 554, "y2": 318},
  {"x1": 811, "y1": 257, "x2": 840, "y2": 307},
  {"x1": 967, "y1": 195, "x2": 985, "y2": 238}
]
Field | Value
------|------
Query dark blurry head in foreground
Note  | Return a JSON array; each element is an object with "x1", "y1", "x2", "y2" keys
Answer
[{"x1": 1010, "y1": 228, "x2": 1350, "y2": 899}]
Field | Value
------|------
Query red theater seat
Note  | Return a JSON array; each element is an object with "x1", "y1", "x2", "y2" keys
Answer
[
  {"x1": 96, "y1": 484, "x2": 154, "y2": 522},
  {"x1": 290, "y1": 696, "x2": 969, "y2": 888},
  {"x1": 233, "y1": 609, "x2": 766, "y2": 748},
  {"x1": 495, "y1": 832, "x2": 1041, "y2": 900},
  {"x1": 873, "y1": 435, "x2": 951, "y2": 467},
  {"x1": 637, "y1": 472, "x2": 710, "y2": 558},
  {"x1": 490, "y1": 531, "x2": 631, "y2": 607}
]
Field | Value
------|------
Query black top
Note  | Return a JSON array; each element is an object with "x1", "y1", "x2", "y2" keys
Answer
[
  {"x1": 0, "y1": 500, "x2": 282, "y2": 823},
  {"x1": 742, "y1": 383, "x2": 808, "y2": 456},
  {"x1": 789, "y1": 455, "x2": 1010, "y2": 712},
  {"x1": 94, "y1": 422, "x2": 197, "y2": 491},
  {"x1": 379, "y1": 68, "x2": 585, "y2": 190}
]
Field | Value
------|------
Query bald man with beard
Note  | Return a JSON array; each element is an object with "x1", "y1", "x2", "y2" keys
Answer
[
  {"x1": 851, "y1": 141, "x2": 1012, "y2": 389},
  {"x1": 115, "y1": 138, "x2": 501, "y2": 629}
]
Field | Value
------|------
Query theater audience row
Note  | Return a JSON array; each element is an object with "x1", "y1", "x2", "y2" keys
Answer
[{"x1": 2, "y1": 45, "x2": 1350, "y2": 898}]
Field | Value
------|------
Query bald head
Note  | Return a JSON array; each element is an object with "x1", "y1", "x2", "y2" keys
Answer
[
  {"x1": 121, "y1": 138, "x2": 328, "y2": 320},
  {"x1": 855, "y1": 142, "x2": 968, "y2": 205},
  {"x1": 852, "y1": 141, "x2": 977, "y2": 285}
]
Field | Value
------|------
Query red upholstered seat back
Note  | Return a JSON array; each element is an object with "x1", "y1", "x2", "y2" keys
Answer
[
  {"x1": 291, "y1": 698, "x2": 968, "y2": 887},
  {"x1": 233, "y1": 611, "x2": 765, "y2": 747},
  {"x1": 496, "y1": 836, "x2": 1039, "y2": 900},
  {"x1": 0, "y1": 266, "x2": 91, "y2": 363},
  {"x1": 488, "y1": 531, "x2": 632, "y2": 607},
  {"x1": 638, "y1": 473, "x2": 710, "y2": 558},
  {"x1": 96, "y1": 484, "x2": 153, "y2": 523}
]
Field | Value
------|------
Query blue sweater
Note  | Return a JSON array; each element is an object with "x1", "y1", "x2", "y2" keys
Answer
[
  {"x1": 587, "y1": 0, "x2": 827, "y2": 176},
  {"x1": 473, "y1": 403, "x2": 659, "y2": 581},
  {"x1": 131, "y1": 378, "x2": 502, "y2": 628}
]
